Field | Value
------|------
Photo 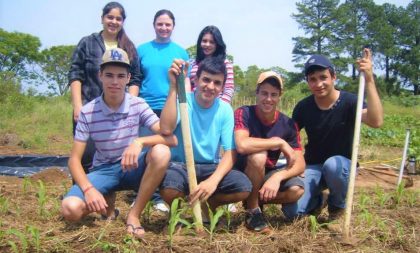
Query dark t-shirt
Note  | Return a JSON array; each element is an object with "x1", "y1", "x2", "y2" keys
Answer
[
  {"x1": 292, "y1": 90, "x2": 364, "y2": 165},
  {"x1": 234, "y1": 105, "x2": 302, "y2": 169}
]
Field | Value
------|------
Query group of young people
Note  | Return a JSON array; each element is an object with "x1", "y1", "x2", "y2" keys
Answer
[{"x1": 61, "y1": 2, "x2": 383, "y2": 239}]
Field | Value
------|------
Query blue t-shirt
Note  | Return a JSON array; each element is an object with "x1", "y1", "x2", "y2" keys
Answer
[
  {"x1": 137, "y1": 41, "x2": 189, "y2": 110},
  {"x1": 171, "y1": 93, "x2": 235, "y2": 164}
]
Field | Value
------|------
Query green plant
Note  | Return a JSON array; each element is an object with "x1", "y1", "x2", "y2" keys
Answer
[
  {"x1": 27, "y1": 225, "x2": 40, "y2": 253},
  {"x1": 222, "y1": 204, "x2": 232, "y2": 230},
  {"x1": 167, "y1": 198, "x2": 192, "y2": 248},
  {"x1": 0, "y1": 195, "x2": 9, "y2": 214},
  {"x1": 358, "y1": 191, "x2": 372, "y2": 211},
  {"x1": 22, "y1": 177, "x2": 32, "y2": 193},
  {"x1": 142, "y1": 201, "x2": 153, "y2": 223},
  {"x1": 205, "y1": 203, "x2": 225, "y2": 241},
  {"x1": 308, "y1": 215, "x2": 329, "y2": 235},
  {"x1": 90, "y1": 227, "x2": 119, "y2": 252},
  {"x1": 374, "y1": 186, "x2": 391, "y2": 207},
  {"x1": 7, "y1": 229, "x2": 28, "y2": 253},
  {"x1": 36, "y1": 180, "x2": 47, "y2": 216},
  {"x1": 394, "y1": 182, "x2": 405, "y2": 206}
]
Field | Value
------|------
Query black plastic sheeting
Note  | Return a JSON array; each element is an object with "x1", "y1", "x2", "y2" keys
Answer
[{"x1": 0, "y1": 155, "x2": 69, "y2": 177}]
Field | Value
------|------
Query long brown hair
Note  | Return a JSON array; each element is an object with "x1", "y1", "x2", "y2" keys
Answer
[{"x1": 102, "y1": 2, "x2": 137, "y2": 61}]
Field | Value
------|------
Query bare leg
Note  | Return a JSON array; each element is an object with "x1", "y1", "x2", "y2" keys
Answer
[
  {"x1": 61, "y1": 196, "x2": 88, "y2": 221},
  {"x1": 126, "y1": 144, "x2": 170, "y2": 238},
  {"x1": 243, "y1": 151, "x2": 267, "y2": 210}
]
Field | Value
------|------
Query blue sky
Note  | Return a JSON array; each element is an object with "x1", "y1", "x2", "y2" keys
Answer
[{"x1": 0, "y1": 0, "x2": 412, "y2": 72}]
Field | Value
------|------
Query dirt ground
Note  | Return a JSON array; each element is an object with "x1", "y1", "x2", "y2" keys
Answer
[{"x1": 0, "y1": 145, "x2": 419, "y2": 252}]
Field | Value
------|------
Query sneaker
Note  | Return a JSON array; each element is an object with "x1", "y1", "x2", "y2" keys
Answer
[
  {"x1": 245, "y1": 211, "x2": 271, "y2": 233},
  {"x1": 328, "y1": 206, "x2": 345, "y2": 221},
  {"x1": 227, "y1": 203, "x2": 237, "y2": 213},
  {"x1": 154, "y1": 201, "x2": 169, "y2": 213}
]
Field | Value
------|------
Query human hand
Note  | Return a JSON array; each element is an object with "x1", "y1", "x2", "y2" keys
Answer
[
  {"x1": 84, "y1": 186, "x2": 108, "y2": 215},
  {"x1": 189, "y1": 179, "x2": 217, "y2": 205},
  {"x1": 168, "y1": 59, "x2": 189, "y2": 89},
  {"x1": 259, "y1": 176, "x2": 281, "y2": 203},
  {"x1": 121, "y1": 140, "x2": 143, "y2": 171},
  {"x1": 357, "y1": 48, "x2": 373, "y2": 81}
]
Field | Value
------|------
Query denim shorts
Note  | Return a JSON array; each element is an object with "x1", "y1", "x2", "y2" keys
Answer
[
  {"x1": 161, "y1": 162, "x2": 252, "y2": 195},
  {"x1": 64, "y1": 150, "x2": 148, "y2": 201},
  {"x1": 264, "y1": 168, "x2": 304, "y2": 192}
]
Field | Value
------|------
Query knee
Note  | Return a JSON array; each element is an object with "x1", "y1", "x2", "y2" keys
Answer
[
  {"x1": 149, "y1": 144, "x2": 170, "y2": 166},
  {"x1": 323, "y1": 156, "x2": 349, "y2": 176},
  {"x1": 288, "y1": 186, "x2": 305, "y2": 202},
  {"x1": 245, "y1": 151, "x2": 267, "y2": 173},
  {"x1": 61, "y1": 197, "x2": 85, "y2": 222}
]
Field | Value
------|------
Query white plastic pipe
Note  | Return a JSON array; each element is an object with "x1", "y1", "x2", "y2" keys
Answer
[
  {"x1": 397, "y1": 129, "x2": 410, "y2": 186},
  {"x1": 343, "y1": 72, "x2": 365, "y2": 239}
]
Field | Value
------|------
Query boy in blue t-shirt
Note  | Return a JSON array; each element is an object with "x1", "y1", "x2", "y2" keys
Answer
[{"x1": 159, "y1": 57, "x2": 252, "y2": 215}]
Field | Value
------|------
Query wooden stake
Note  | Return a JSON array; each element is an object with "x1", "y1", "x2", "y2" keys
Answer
[{"x1": 176, "y1": 68, "x2": 203, "y2": 231}]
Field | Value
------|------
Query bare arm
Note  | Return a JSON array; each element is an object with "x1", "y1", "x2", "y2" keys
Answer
[
  {"x1": 359, "y1": 48, "x2": 383, "y2": 128},
  {"x1": 70, "y1": 80, "x2": 83, "y2": 122},
  {"x1": 235, "y1": 129, "x2": 289, "y2": 154},
  {"x1": 160, "y1": 59, "x2": 188, "y2": 135}
]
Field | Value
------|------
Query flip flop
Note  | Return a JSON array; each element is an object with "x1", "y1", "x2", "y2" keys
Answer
[
  {"x1": 126, "y1": 223, "x2": 145, "y2": 239},
  {"x1": 100, "y1": 208, "x2": 120, "y2": 221}
]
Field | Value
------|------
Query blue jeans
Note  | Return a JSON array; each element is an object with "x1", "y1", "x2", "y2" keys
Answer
[
  {"x1": 282, "y1": 155, "x2": 350, "y2": 219},
  {"x1": 64, "y1": 150, "x2": 148, "y2": 201},
  {"x1": 161, "y1": 162, "x2": 252, "y2": 195}
]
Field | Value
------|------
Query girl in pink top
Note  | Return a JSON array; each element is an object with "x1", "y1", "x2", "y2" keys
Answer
[{"x1": 188, "y1": 26, "x2": 235, "y2": 103}]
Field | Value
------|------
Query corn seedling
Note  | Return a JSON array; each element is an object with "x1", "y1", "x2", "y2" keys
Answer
[
  {"x1": 205, "y1": 203, "x2": 225, "y2": 241},
  {"x1": 36, "y1": 180, "x2": 47, "y2": 216},
  {"x1": 359, "y1": 210, "x2": 374, "y2": 227},
  {"x1": 308, "y1": 215, "x2": 328, "y2": 235},
  {"x1": 393, "y1": 182, "x2": 405, "y2": 206},
  {"x1": 143, "y1": 200, "x2": 153, "y2": 223},
  {"x1": 22, "y1": 176, "x2": 32, "y2": 193},
  {"x1": 405, "y1": 190, "x2": 418, "y2": 207},
  {"x1": 0, "y1": 195, "x2": 9, "y2": 214},
  {"x1": 7, "y1": 228, "x2": 28, "y2": 253},
  {"x1": 358, "y1": 190, "x2": 372, "y2": 211},
  {"x1": 167, "y1": 198, "x2": 192, "y2": 248},
  {"x1": 222, "y1": 204, "x2": 232, "y2": 230},
  {"x1": 27, "y1": 225, "x2": 40, "y2": 253},
  {"x1": 374, "y1": 186, "x2": 391, "y2": 207},
  {"x1": 90, "y1": 227, "x2": 119, "y2": 252}
]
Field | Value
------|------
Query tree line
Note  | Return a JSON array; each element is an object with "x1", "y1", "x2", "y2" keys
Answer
[{"x1": 0, "y1": 0, "x2": 418, "y2": 96}]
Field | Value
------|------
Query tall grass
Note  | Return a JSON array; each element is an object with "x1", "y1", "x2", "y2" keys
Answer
[{"x1": 0, "y1": 80, "x2": 72, "y2": 154}]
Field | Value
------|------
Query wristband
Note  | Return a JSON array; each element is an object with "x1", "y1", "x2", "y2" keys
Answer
[
  {"x1": 133, "y1": 139, "x2": 143, "y2": 148},
  {"x1": 83, "y1": 185, "x2": 94, "y2": 194}
]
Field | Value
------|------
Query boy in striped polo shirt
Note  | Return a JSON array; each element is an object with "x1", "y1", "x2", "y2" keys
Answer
[{"x1": 61, "y1": 48, "x2": 177, "y2": 239}]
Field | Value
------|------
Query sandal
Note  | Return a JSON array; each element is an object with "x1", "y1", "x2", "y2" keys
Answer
[
  {"x1": 101, "y1": 208, "x2": 120, "y2": 221},
  {"x1": 126, "y1": 223, "x2": 145, "y2": 239}
]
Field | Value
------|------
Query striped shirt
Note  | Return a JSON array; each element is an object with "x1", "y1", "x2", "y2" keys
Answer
[
  {"x1": 75, "y1": 93, "x2": 159, "y2": 168},
  {"x1": 189, "y1": 59, "x2": 235, "y2": 103}
]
